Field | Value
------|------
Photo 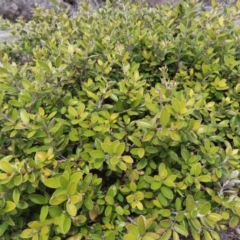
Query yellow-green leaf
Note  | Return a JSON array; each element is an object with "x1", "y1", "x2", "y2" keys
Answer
[
  {"x1": 172, "y1": 98, "x2": 181, "y2": 113},
  {"x1": 20, "y1": 229, "x2": 35, "y2": 239},
  {"x1": 207, "y1": 213, "x2": 222, "y2": 222},
  {"x1": 35, "y1": 151, "x2": 48, "y2": 164},
  {"x1": 116, "y1": 206, "x2": 124, "y2": 215},
  {"x1": 199, "y1": 202, "x2": 211, "y2": 215},
  {"x1": 138, "y1": 148, "x2": 145, "y2": 158},
  {"x1": 146, "y1": 102, "x2": 160, "y2": 114},
  {"x1": 130, "y1": 182, "x2": 137, "y2": 192},
  {"x1": 90, "y1": 150, "x2": 105, "y2": 159},
  {"x1": 40, "y1": 206, "x2": 49, "y2": 221},
  {"x1": 189, "y1": 219, "x2": 201, "y2": 233},
  {"x1": 136, "y1": 201, "x2": 143, "y2": 210},
  {"x1": 43, "y1": 178, "x2": 60, "y2": 188},
  {"x1": 68, "y1": 106, "x2": 77, "y2": 117},
  {"x1": 161, "y1": 229, "x2": 172, "y2": 240},
  {"x1": 13, "y1": 188, "x2": 20, "y2": 204},
  {"x1": 161, "y1": 186, "x2": 174, "y2": 200},
  {"x1": 84, "y1": 197, "x2": 93, "y2": 210},
  {"x1": 137, "y1": 120, "x2": 153, "y2": 129},
  {"x1": 160, "y1": 107, "x2": 170, "y2": 127},
  {"x1": 122, "y1": 156, "x2": 133, "y2": 163},
  {"x1": 20, "y1": 109, "x2": 29, "y2": 124},
  {"x1": 210, "y1": 230, "x2": 220, "y2": 240},
  {"x1": 38, "y1": 60, "x2": 51, "y2": 73},
  {"x1": 137, "y1": 215, "x2": 146, "y2": 235},
  {"x1": 197, "y1": 175, "x2": 211, "y2": 182},
  {"x1": 143, "y1": 232, "x2": 159, "y2": 240},
  {"x1": 86, "y1": 91, "x2": 99, "y2": 101},
  {"x1": 170, "y1": 131, "x2": 180, "y2": 141},
  {"x1": 0, "y1": 160, "x2": 13, "y2": 173},
  {"x1": 124, "y1": 234, "x2": 138, "y2": 240},
  {"x1": 116, "y1": 143, "x2": 125, "y2": 156},
  {"x1": 0, "y1": 221, "x2": 8, "y2": 237},
  {"x1": 3, "y1": 201, "x2": 16, "y2": 212},
  {"x1": 55, "y1": 56, "x2": 62, "y2": 68},
  {"x1": 67, "y1": 182, "x2": 77, "y2": 195},
  {"x1": 105, "y1": 196, "x2": 114, "y2": 205},
  {"x1": 186, "y1": 195, "x2": 194, "y2": 212},
  {"x1": 203, "y1": 230, "x2": 213, "y2": 240},
  {"x1": 161, "y1": 209, "x2": 171, "y2": 217},
  {"x1": 173, "y1": 224, "x2": 188, "y2": 237},
  {"x1": 218, "y1": 16, "x2": 224, "y2": 26},
  {"x1": 229, "y1": 215, "x2": 239, "y2": 228},
  {"x1": 62, "y1": 216, "x2": 71, "y2": 234},
  {"x1": 173, "y1": 231, "x2": 180, "y2": 240},
  {"x1": 50, "y1": 194, "x2": 68, "y2": 205},
  {"x1": 160, "y1": 220, "x2": 171, "y2": 228},
  {"x1": 89, "y1": 206, "x2": 99, "y2": 221},
  {"x1": 29, "y1": 194, "x2": 48, "y2": 205},
  {"x1": 66, "y1": 202, "x2": 77, "y2": 216}
]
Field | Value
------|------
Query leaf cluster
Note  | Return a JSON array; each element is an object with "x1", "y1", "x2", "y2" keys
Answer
[{"x1": 0, "y1": 0, "x2": 240, "y2": 239}]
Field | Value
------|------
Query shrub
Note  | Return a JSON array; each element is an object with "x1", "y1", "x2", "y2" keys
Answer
[{"x1": 0, "y1": 0, "x2": 240, "y2": 239}]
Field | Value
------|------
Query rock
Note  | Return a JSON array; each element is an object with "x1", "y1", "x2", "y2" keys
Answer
[
  {"x1": 0, "y1": 30, "x2": 16, "y2": 43},
  {"x1": 0, "y1": 0, "x2": 79, "y2": 22}
]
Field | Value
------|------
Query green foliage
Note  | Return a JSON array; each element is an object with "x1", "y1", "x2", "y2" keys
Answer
[{"x1": 0, "y1": 0, "x2": 240, "y2": 239}]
